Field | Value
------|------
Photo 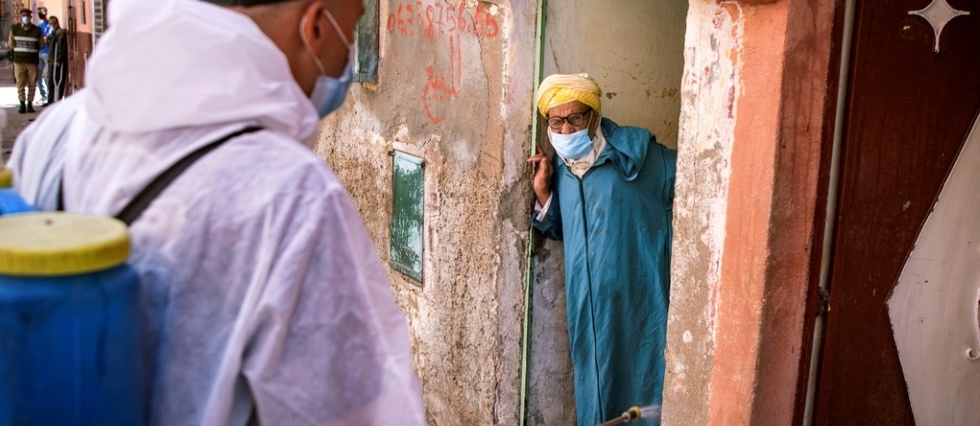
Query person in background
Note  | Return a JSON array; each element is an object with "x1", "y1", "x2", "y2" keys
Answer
[
  {"x1": 45, "y1": 16, "x2": 68, "y2": 103},
  {"x1": 8, "y1": 0, "x2": 426, "y2": 424},
  {"x1": 528, "y1": 73, "x2": 677, "y2": 425},
  {"x1": 36, "y1": 6, "x2": 50, "y2": 105},
  {"x1": 8, "y1": 8, "x2": 43, "y2": 113}
]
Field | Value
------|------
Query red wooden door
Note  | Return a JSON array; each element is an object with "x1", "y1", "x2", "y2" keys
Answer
[{"x1": 813, "y1": 0, "x2": 980, "y2": 423}]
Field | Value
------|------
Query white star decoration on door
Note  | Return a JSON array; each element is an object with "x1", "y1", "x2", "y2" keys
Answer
[{"x1": 909, "y1": 0, "x2": 971, "y2": 53}]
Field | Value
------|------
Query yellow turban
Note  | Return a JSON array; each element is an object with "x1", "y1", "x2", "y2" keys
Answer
[{"x1": 535, "y1": 73, "x2": 602, "y2": 117}]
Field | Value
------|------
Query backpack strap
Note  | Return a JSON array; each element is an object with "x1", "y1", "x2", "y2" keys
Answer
[
  {"x1": 55, "y1": 126, "x2": 262, "y2": 218},
  {"x1": 56, "y1": 179, "x2": 64, "y2": 211},
  {"x1": 56, "y1": 126, "x2": 262, "y2": 224},
  {"x1": 114, "y1": 126, "x2": 263, "y2": 226}
]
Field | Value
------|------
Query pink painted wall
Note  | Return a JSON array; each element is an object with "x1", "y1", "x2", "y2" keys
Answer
[{"x1": 664, "y1": 0, "x2": 837, "y2": 423}]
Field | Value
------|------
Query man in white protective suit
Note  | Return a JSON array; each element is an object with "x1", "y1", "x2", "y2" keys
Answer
[{"x1": 6, "y1": 0, "x2": 427, "y2": 424}]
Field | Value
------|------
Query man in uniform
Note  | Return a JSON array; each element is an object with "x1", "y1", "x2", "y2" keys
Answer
[{"x1": 8, "y1": 8, "x2": 43, "y2": 113}]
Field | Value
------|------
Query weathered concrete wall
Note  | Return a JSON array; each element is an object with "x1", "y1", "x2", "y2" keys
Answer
[
  {"x1": 526, "y1": 239, "x2": 573, "y2": 425},
  {"x1": 541, "y1": 0, "x2": 687, "y2": 148},
  {"x1": 315, "y1": 0, "x2": 537, "y2": 424},
  {"x1": 664, "y1": 0, "x2": 836, "y2": 424}
]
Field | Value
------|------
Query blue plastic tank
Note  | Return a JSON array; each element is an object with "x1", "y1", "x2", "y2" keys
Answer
[
  {"x1": 0, "y1": 168, "x2": 34, "y2": 215},
  {"x1": 0, "y1": 212, "x2": 143, "y2": 425},
  {"x1": 0, "y1": 189, "x2": 34, "y2": 215}
]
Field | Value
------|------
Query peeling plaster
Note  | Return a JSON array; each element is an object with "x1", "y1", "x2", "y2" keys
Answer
[
  {"x1": 664, "y1": 0, "x2": 835, "y2": 423},
  {"x1": 663, "y1": 1, "x2": 743, "y2": 424},
  {"x1": 315, "y1": 1, "x2": 532, "y2": 424}
]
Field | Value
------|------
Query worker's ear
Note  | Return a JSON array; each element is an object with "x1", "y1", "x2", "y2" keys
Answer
[{"x1": 298, "y1": 1, "x2": 327, "y2": 51}]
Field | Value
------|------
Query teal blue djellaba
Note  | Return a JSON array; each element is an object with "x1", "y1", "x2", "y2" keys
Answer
[{"x1": 533, "y1": 118, "x2": 675, "y2": 426}]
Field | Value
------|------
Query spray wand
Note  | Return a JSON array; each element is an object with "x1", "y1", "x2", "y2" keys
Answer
[{"x1": 598, "y1": 406, "x2": 643, "y2": 426}]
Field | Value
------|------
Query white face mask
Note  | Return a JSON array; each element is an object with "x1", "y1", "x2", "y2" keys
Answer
[
  {"x1": 299, "y1": 10, "x2": 355, "y2": 118},
  {"x1": 21, "y1": 17, "x2": 29, "y2": 25}
]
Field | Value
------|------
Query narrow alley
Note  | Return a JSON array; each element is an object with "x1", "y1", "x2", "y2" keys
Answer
[{"x1": 0, "y1": 53, "x2": 43, "y2": 163}]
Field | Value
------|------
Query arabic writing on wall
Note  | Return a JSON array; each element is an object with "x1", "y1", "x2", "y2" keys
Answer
[{"x1": 387, "y1": 1, "x2": 500, "y2": 124}]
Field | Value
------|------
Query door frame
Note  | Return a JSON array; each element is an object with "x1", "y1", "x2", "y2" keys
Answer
[
  {"x1": 795, "y1": 0, "x2": 854, "y2": 423},
  {"x1": 662, "y1": 1, "x2": 846, "y2": 423},
  {"x1": 801, "y1": 0, "x2": 980, "y2": 422}
]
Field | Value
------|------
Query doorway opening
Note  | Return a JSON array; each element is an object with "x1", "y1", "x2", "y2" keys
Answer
[{"x1": 525, "y1": 1, "x2": 688, "y2": 424}]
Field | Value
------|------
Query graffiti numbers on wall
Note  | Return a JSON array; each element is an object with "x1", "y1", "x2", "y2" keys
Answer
[
  {"x1": 388, "y1": 1, "x2": 499, "y2": 124},
  {"x1": 388, "y1": 1, "x2": 499, "y2": 40}
]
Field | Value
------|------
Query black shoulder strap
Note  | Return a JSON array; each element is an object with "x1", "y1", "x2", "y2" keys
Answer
[
  {"x1": 56, "y1": 178, "x2": 64, "y2": 211},
  {"x1": 113, "y1": 126, "x2": 262, "y2": 226}
]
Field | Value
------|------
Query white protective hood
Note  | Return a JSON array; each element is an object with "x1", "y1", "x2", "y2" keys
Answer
[{"x1": 87, "y1": 0, "x2": 320, "y2": 138}]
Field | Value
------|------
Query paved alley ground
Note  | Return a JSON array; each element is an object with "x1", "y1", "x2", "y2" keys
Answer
[{"x1": 0, "y1": 55, "x2": 51, "y2": 165}]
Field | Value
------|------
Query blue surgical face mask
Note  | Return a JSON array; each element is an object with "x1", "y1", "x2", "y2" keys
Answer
[
  {"x1": 300, "y1": 10, "x2": 354, "y2": 118},
  {"x1": 308, "y1": 56, "x2": 353, "y2": 118},
  {"x1": 21, "y1": 17, "x2": 29, "y2": 25},
  {"x1": 548, "y1": 115, "x2": 595, "y2": 159}
]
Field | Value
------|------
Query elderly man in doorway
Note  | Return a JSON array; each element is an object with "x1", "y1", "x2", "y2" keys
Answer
[{"x1": 528, "y1": 73, "x2": 676, "y2": 425}]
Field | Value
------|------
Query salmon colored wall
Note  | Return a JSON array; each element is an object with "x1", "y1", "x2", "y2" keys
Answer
[
  {"x1": 38, "y1": 0, "x2": 89, "y2": 91},
  {"x1": 711, "y1": 0, "x2": 836, "y2": 423},
  {"x1": 707, "y1": 2, "x2": 788, "y2": 422},
  {"x1": 37, "y1": 0, "x2": 65, "y2": 22},
  {"x1": 68, "y1": 30, "x2": 89, "y2": 90},
  {"x1": 73, "y1": 0, "x2": 90, "y2": 34},
  {"x1": 664, "y1": 0, "x2": 838, "y2": 423},
  {"x1": 35, "y1": 0, "x2": 86, "y2": 33}
]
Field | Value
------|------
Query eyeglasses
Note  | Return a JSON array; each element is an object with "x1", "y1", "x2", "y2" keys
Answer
[{"x1": 546, "y1": 110, "x2": 591, "y2": 130}]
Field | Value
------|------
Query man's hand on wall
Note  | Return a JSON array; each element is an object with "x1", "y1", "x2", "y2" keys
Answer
[{"x1": 527, "y1": 144, "x2": 553, "y2": 206}]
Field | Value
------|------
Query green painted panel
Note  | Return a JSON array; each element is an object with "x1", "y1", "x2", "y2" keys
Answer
[{"x1": 390, "y1": 151, "x2": 424, "y2": 283}]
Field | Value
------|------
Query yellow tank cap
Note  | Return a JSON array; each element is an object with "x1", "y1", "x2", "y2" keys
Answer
[
  {"x1": 0, "y1": 168, "x2": 11, "y2": 188},
  {"x1": 0, "y1": 212, "x2": 131, "y2": 277}
]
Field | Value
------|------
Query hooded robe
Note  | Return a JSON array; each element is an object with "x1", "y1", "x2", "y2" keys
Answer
[{"x1": 534, "y1": 117, "x2": 675, "y2": 425}]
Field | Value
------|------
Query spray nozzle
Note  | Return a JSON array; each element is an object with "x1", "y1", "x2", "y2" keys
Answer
[{"x1": 598, "y1": 406, "x2": 644, "y2": 426}]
